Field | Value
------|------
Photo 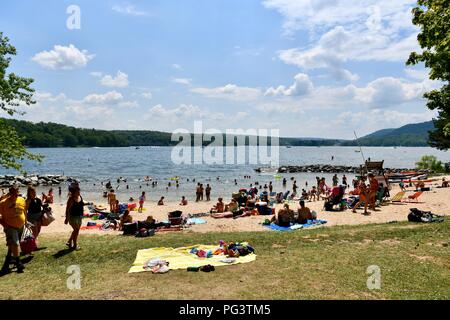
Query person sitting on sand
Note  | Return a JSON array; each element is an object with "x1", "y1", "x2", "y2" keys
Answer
[
  {"x1": 414, "y1": 181, "x2": 425, "y2": 191},
  {"x1": 245, "y1": 196, "x2": 256, "y2": 211},
  {"x1": 211, "y1": 199, "x2": 245, "y2": 219},
  {"x1": 119, "y1": 210, "x2": 133, "y2": 231},
  {"x1": 300, "y1": 189, "x2": 309, "y2": 201},
  {"x1": 225, "y1": 198, "x2": 239, "y2": 212},
  {"x1": 210, "y1": 198, "x2": 225, "y2": 214},
  {"x1": 275, "y1": 192, "x2": 284, "y2": 203},
  {"x1": 157, "y1": 197, "x2": 165, "y2": 206},
  {"x1": 297, "y1": 200, "x2": 313, "y2": 224},
  {"x1": 180, "y1": 196, "x2": 188, "y2": 206},
  {"x1": 138, "y1": 215, "x2": 165, "y2": 230},
  {"x1": 442, "y1": 178, "x2": 449, "y2": 188},
  {"x1": 309, "y1": 186, "x2": 318, "y2": 201},
  {"x1": 270, "y1": 203, "x2": 294, "y2": 227},
  {"x1": 42, "y1": 188, "x2": 54, "y2": 204}
]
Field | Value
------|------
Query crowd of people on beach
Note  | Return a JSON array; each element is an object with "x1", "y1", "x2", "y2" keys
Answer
[{"x1": 1, "y1": 170, "x2": 447, "y2": 274}]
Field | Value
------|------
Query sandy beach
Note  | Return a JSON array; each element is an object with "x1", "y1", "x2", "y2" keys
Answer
[{"x1": 16, "y1": 176, "x2": 447, "y2": 237}]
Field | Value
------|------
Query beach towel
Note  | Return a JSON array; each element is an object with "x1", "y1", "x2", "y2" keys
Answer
[
  {"x1": 80, "y1": 224, "x2": 103, "y2": 230},
  {"x1": 128, "y1": 244, "x2": 256, "y2": 273},
  {"x1": 263, "y1": 219, "x2": 327, "y2": 232},
  {"x1": 186, "y1": 218, "x2": 206, "y2": 225}
]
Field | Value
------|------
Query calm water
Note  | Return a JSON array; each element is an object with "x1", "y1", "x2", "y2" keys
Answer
[{"x1": 2, "y1": 146, "x2": 449, "y2": 203}]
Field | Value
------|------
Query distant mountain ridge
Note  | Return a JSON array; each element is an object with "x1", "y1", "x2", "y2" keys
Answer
[
  {"x1": 0, "y1": 118, "x2": 435, "y2": 147},
  {"x1": 349, "y1": 121, "x2": 434, "y2": 147}
]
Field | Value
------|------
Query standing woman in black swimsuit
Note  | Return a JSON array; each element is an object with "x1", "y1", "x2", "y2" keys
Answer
[
  {"x1": 26, "y1": 186, "x2": 43, "y2": 241},
  {"x1": 64, "y1": 184, "x2": 84, "y2": 250}
]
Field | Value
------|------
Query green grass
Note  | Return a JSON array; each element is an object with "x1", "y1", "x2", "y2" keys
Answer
[{"x1": 0, "y1": 219, "x2": 449, "y2": 300}]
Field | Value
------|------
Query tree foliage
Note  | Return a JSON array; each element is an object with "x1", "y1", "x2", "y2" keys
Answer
[
  {"x1": 0, "y1": 32, "x2": 42, "y2": 172},
  {"x1": 407, "y1": 0, "x2": 450, "y2": 150},
  {"x1": 415, "y1": 155, "x2": 446, "y2": 172}
]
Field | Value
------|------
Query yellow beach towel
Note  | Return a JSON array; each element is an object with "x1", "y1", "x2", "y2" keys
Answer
[{"x1": 128, "y1": 245, "x2": 256, "y2": 273}]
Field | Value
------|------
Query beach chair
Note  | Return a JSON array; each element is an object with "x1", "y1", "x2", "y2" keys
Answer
[
  {"x1": 407, "y1": 191, "x2": 423, "y2": 203},
  {"x1": 390, "y1": 191, "x2": 405, "y2": 203}
]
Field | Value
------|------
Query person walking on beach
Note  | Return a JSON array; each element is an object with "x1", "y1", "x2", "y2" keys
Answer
[
  {"x1": 107, "y1": 189, "x2": 116, "y2": 212},
  {"x1": 64, "y1": 184, "x2": 84, "y2": 250},
  {"x1": 26, "y1": 186, "x2": 43, "y2": 241},
  {"x1": 342, "y1": 175, "x2": 347, "y2": 186},
  {"x1": 0, "y1": 185, "x2": 27, "y2": 273},
  {"x1": 352, "y1": 179, "x2": 369, "y2": 215},
  {"x1": 269, "y1": 181, "x2": 273, "y2": 193},
  {"x1": 368, "y1": 174, "x2": 379, "y2": 211},
  {"x1": 292, "y1": 181, "x2": 298, "y2": 195},
  {"x1": 205, "y1": 184, "x2": 211, "y2": 201},
  {"x1": 139, "y1": 192, "x2": 146, "y2": 212}
]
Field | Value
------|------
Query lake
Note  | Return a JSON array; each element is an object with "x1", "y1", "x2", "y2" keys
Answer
[{"x1": 1, "y1": 146, "x2": 449, "y2": 202}]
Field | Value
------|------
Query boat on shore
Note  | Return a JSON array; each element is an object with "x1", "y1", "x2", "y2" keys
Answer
[{"x1": 387, "y1": 171, "x2": 429, "y2": 183}]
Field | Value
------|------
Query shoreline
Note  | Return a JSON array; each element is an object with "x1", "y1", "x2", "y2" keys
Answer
[{"x1": 22, "y1": 175, "x2": 449, "y2": 236}]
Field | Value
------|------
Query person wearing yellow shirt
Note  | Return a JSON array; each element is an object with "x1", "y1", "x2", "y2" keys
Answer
[{"x1": 0, "y1": 185, "x2": 26, "y2": 274}]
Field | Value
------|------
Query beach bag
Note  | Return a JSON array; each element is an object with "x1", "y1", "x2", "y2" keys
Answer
[
  {"x1": 123, "y1": 222, "x2": 138, "y2": 235},
  {"x1": 408, "y1": 208, "x2": 423, "y2": 222},
  {"x1": 324, "y1": 201, "x2": 334, "y2": 211},
  {"x1": 20, "y1": 227, "x2": 37, "y2": 254},
  {"x1": 408, "y1": 208, "x2": 444, "y2": 223},
  {"x1": 135, "y1": 228, "x2": 155, "y2": 238},
  {"x1": 41, "y1": 209, "x2": 55, "y2": 226}
]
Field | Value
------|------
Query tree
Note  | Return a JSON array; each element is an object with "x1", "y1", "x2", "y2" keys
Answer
[
  {"x1": 407, "y1": 0, "x2": 450, "y2": 150},
  {"x1": 0, "y1": 32, "x2": 42, "y2": 172},
  {"x1": 415, "y1": 155, "x2": 445, "y2": 172}
]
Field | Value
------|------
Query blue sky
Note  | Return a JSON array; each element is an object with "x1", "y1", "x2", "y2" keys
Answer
[{"x1": 0, "y1": 0, "x2": 438, "y2": 138}]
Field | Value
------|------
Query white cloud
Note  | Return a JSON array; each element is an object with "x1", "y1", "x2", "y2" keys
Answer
[
  {"x1": 262, "y1": 0, "x2": 417, "y2": 36},
  {"x1": 266, "y1": 1, "x2": 420, "y2": 81},
  {"x1": 119, "y1": 101, "x2": 139, "y2": 108},
  {"x1": 83, "y1": 91, "x2": 124, "y2": 104},
  {"x1": 335, "y1": 109, "x2": 435, "y2": 135},
  {"x1": 99, "y1": 71, "x2": 129, "y2": 88},
  {"x1": 172, "y1": 78, "x2": 192, "y2": 85},
  {"x1": 349, "y1": 77, "x2": 435, "y2": 107},
  {"x1": 404, "y1": 68, "x2": 430, "y2": 81},
  {"x1": 148, "y1": 104, "x2": 207, "y2": 119},
  {"x1": 172, "y1": 64, "x2": 182, "y2": 70},
  {"x1": 265, "y1": 73, "x2": 314, "y2": 96},
  {"x1": 65, "y1": 105, "x2": 113, "y2": 119},
  {"x1": 112, "y1": 4, "x2": 149, "y2": 16},
  {"x1": 32, "y1": 44, "x2": 94, "y2": 70},
  {"x1": 141, "y1": 92, "x2": 153, "y2": 99},
  {"x1": 190, "y1": 84, "x2": 262, "y2": 101},
  {"x1": 34, "y1": 91, "x2": 67, "y2": 102}
]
